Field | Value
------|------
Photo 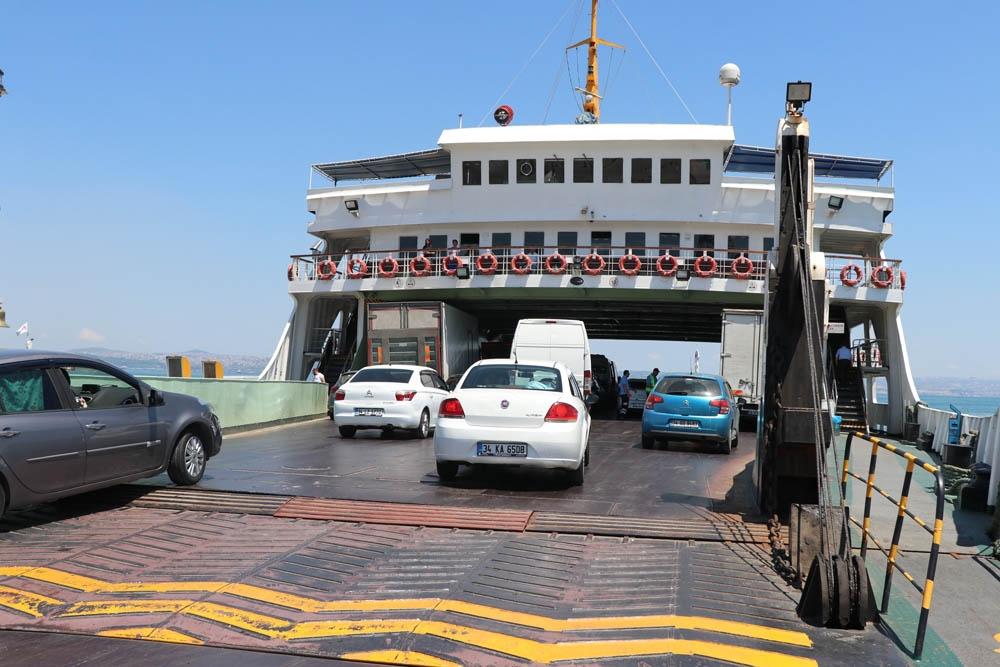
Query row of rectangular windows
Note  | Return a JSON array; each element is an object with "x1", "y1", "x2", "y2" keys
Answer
[
  {"x1": 460, "y1": 157, "x2": 712, "y2": 186},
  {"x1": 400, "y1": 232, "x2": 774, "y2": 256}
]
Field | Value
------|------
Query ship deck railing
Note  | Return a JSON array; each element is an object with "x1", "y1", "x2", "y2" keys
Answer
[{"x1": 825, "y1": 254, "x2": 905, "y2": 290}]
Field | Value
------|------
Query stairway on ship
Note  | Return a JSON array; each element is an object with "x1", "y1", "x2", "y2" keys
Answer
[{"x1": 836, "y1": 367, "x2": 868, "y2": 433}]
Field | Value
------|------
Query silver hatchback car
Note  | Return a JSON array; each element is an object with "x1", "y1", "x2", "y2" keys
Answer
[{"x1": 0, "y1": 350, "x2": 222, "y2": 518}]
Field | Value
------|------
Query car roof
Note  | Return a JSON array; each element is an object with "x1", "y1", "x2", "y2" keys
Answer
[
  {"x1": 0, "y1": 349, "x2": 108, "y2": 365},
  {"x1": 658, "y1": 372, "x2": 726, "y2": 383},
  {"x1": 358, "y1": 364, "x2": 430, "y2": 372},
  {"x1": 473, "y1": 358, "x2": 561, "y2": 369}
]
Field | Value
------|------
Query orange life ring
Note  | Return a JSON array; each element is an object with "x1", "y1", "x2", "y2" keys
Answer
[
  {"x1": 287, "y1": 263, "x2": 297, "y2": 281},
  {"x1": 377, "y1": 256, "x2": 399, "y2": 278},
  {"x1": 618, "y1": 254, "x2": 641, "y2": 276},
  {"x1": 544, "y1": 253, "x2": 567, "y2": 275},
  {"x1": 840, "y1": 264, "x2": 863, "y2": 287},
  {"x1": 346, "y1": 258, "x2": 367, "y2": 279},
  {"x1": 476, "y1": 253, "x2": 499, "y2": 275},
  {"x1": 731, "y1": 254, "x2": 754, "y2": 280},
  {"x1": 870, "y1": 265, "x2": 894, "y2": 289},
  {"x1": 655, "y1": 254, "x2": 679, "y2": 277},
  {"x1": 582, "y1": 253, "x2": 606, "y2": 276},
  {"x1": 316, "y1": 259, "x2": 336, "y2": 280},
  {"x1": 693, "y1": 254, "x2": 717, "y2": 278},
  {"x1": 900, "y1": 270, "x2": 907, "y2": 290},
  {"x1": 441, "y1": 255, "x2": 464, "y2": 276},
  {"x1": 409, "y1": 255, "x2": 432, "y2": 277},
  {"x1": 510, "y1": 253, "x2": 533, "y2": 275}
]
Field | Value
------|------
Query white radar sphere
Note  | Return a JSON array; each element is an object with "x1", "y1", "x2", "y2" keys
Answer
[{"x1": 719, "y1": 63, "x2": 741, "y2": 87}]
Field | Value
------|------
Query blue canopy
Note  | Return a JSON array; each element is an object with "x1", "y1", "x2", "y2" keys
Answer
[{"x1": 725, "y1": 144, "x2": 892, "y2": 181}]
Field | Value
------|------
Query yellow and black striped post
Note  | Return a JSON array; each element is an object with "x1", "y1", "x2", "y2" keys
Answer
[
  {"x1": 881, "y1": 458, "x2": 914, "y2": 612},
  {"x1": 915, "y1": 463, "x2": 945, "y2": 659},
  {"x1": 859, "y1": 434, "x2": 881, "y2": 559}
]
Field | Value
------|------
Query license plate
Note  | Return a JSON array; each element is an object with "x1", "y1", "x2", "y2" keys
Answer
[
  {"x1": 354, "y1": 408, "x2": 384, "y2": 417},
  {"x1": 671, "y1": 419, "x2": 699, "y2": 428},
  {"x1": 477, "y1": 442, "x2": 528, "y2": 457}
]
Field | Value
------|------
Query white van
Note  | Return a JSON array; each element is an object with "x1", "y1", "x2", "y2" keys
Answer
[{"x1": 511, "y1": 319, "x2": 592, "y2": 395}]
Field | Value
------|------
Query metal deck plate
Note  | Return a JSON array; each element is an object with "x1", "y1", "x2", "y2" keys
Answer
[{"x1": 0, "y1": 505, "x2": 905, "y2": 666}]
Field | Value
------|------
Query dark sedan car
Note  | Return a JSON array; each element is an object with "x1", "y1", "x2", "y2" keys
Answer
[{"x1": 0, "y1": 350, "x2": 222, "y2": 518}]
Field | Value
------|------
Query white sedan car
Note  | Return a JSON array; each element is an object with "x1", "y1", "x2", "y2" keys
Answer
[
  {"x1": 332, "y1": 365, "x2": 450, "y2": 439},
  {"x1": 433, "y1": 359, "x2": 595, "y2": 485}
]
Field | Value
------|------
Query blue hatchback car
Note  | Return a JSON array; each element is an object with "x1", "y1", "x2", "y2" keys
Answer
[{"x1": 641, "y1": 373, "x2": 740, "y2": 454}]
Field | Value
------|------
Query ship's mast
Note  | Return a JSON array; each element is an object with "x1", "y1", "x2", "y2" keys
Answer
[{"x1": 567, "y1": 0, "x2": 623, "y2": 123}]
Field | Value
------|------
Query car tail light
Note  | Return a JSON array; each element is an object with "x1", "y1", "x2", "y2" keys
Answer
[
  {"x1": 645, "y1": 394, "x2": 663, "y2": 409},
  {"x1": 439, "y1": 398, "x2": 465, "y2": 418},
  {"x1": 544, "y1": 402, "x2": 578, "y2": 422},
  {"x1": 395, "y1": 390, "x2": 417, "y2": 401},
  {"x1": 583, "y1": 370, "x2": 592, "y2": 395},
  {"x1": 334, "y1": 389, "x2": 345, "y2": 401},
  {"x1": 710, "y1": 398, "x2": 731, "y2": 414}
]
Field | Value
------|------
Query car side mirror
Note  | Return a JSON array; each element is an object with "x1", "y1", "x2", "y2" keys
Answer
[{"x1": 148, "y1": 389, "x2": 165, "y2": 407}]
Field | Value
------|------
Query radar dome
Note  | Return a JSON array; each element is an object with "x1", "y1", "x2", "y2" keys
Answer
[{"x1": 719, "y1": 63, "x2": 741, "y2": 87}]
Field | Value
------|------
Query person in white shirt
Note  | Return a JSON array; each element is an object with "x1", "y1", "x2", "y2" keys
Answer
[
  {"x1": 835, "y1": 344, "x2": 852, "y2": 375},
  {"x1": 312, "y1": 367, "x2": 326, "y2": 384}
]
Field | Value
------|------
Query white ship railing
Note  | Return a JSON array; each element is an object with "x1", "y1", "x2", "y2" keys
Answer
[
  {"x1": 916, "y1": 404, "x2": 1000, "y2": 506},
  {"x1": 825, "y1": 254, "x2": 905, "y2": 290}
]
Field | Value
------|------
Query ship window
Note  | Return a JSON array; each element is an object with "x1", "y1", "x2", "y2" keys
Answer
[
  {"x1": 516, "y1": 159, "x2": 536, "y2": 184},
  {"x1": 690, "y1": 158, "x2": 711, "y2": 184},
  {"x1": 544, "y1": 158, "x2": 565, "y2": 183},
  {"x1": 489, "y1": 160, "x2": 509, "y2": 185},
  {"x1": 591, "y1": 231, "x2": 611, "y2": 256},
  {"x1": 694, "y1": 234, "x2": 715, "y2": 258},
  {"x1": 602, "y1": 158, "x2": 623, "y2": 183},
  {"x1": 728, "y1": 235, "x2": 749, "y2": 260},
  {"x1": 460, "y1": 233, "x2": 480, "y2": 252},
  {"x1": 625, "y1": 232, "x2": 646, "y2": 256},
  {"x1": 631, "y1": 158, "x2": 652, "y2": 183},
  {"x1": 429, "y1": 234, "x2": 448, "y2": 250},
  {"x1": 462, "y1": 161, "x2": 481, "y2": 186},
  {"x1": 573, "y1": 157, "x2": 594, "y2": 183},
  {"x1": 763, "y1": 236, "x2": 775, "y2": 252},
  {"x1": 660, "y1": 158, "x2": 681, "y2": 184},
  {"x1": 524, "y1": 231, "x2": 545, "y2": 255},
  {"x1": 557, "y1": 231, "x2": 578, "y2": 256},
  {"x1": 492, "y1": 232, "x2": 511, "y2": 257},
  {"x1": 659, "y1": 232, "x2": 680, "y2": 257},
  {"x1": 399, "y1": 235, "x2": 418, "y2": 260}
]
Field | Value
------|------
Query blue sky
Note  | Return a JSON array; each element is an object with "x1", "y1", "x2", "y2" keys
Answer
[{"x1": 1, "y1": 1, "x2": 997, "y2": 378}]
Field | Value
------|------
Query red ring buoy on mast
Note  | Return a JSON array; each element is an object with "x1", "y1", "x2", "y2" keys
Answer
[
  {"x1": 870, "y1": 265, "x2": 894, "y2": 288},
  {"x1": 377, "y1": 256, "x2": 399, "y2": 278},
  {"x1": 510, "y1": 253, "x2": 533, "y2": 275},
  {"x1": 476, "y1": 253, "x2": 498, "y2": 275},
  {"x1": 346, "y1": 258, "x2": 367, "y2": 279},
  {"x1": 287, "y1": 263, "x2": 297, "y2": 281},
  {"x1": 655, "y1": 254, "x2": 679, "y2": 277},
  {"x1": 544, "y1": 253, "x2": 567, "y2": 275},
  {"x1": 730, "y1": 254, "x2": 754, "y2": 279},
  {"x1": 618, "y1": 254, "x2": 641, "y2": 276},
  {"x1": 839, "y1": 264, "x2": 863, "y2": 287},
  {"x1": 316, "y1": 259, "x2": 336, "y2": 280},
  {"x1": 582, "y1": 253, "x2": 606, "y2": 276},
  {"x1": 900, "y1": 270, "x2": 907, "y2": 290},
  {"x1": 441, "y1": 255, "x2": 464, "y2": 276},
  {"x1": 693, "y1": 254, "x2": 717, "y2": 278},
  {"x1": 409, "y1": 255, "x2": 432, "y2": 277}
]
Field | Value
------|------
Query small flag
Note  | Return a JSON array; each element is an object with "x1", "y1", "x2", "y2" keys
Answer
[{"x1": 15, "y1": 322, "x2": 28, "y2": 336}]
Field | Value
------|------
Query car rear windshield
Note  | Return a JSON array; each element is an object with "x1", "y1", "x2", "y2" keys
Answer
[
  {"x1": 350, "y1": 368, "x2": 414, "y2": 384},
  {"x1": 656, "y1": 376, "x2": 720, "y2": 397},
  {"x1": 462, "y1": 365, "x2": 561, "y2": 392}
]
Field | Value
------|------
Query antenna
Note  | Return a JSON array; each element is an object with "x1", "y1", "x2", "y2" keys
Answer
[
  {"x1": 566, "y1": 0, "x2": 623, "y2": 123},
  {"x1": 719, "y1": 63, "x2": 741, "y2": 126}
]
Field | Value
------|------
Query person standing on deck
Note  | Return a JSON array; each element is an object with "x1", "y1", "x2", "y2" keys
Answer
[
  {"x1": 312, "y1": 367, "x2": 326, "y2": 384},
  {"x1": 645, "y1": 368, "x2": 659, "y2": 394},
  {"x1": 617, "y1": 371, "x2": 631, "y2": 419}
]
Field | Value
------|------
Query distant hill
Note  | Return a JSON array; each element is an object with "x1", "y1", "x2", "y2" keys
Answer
[
  {"x1": 916, "y1": 376, "x2": 1000, "y2": 398},
  {"x1": 70, "y1": 347, "x2": 267, "y2": 377}
]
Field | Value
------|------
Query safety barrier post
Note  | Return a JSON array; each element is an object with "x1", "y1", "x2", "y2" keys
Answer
[
  {"x1": 859, "y1": 438, "x2": 880, "y2": 559},
  {"x1": 881, "y1": 459, "x2": 915, "y2": 612},
  {"x1": 841, "y1": 432, "x2": 854, "y2": 499},
  {"x1": 915, "y1": 467, "x2": 945, "y2": 659}
]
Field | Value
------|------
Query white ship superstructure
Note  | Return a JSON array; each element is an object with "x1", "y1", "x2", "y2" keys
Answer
[{"x1": 263, "y1": 8, "x2": 917, "y2": 434}]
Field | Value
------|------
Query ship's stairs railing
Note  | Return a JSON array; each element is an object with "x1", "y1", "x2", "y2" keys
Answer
[
  {"x1": 825, "y1": 253, "x2": 905, "y2": 290},
  {"x1": 289, "y1": 245, "x2": 771, "y2": 281},
  {"x1": 851, "y1": 338, "x2": 889, "y2": 375},
  {"x1": 840, "y1": 431, "x2": 946, "y2": 659}
]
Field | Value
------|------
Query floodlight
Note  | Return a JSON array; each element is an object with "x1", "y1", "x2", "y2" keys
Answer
[
  {"x1": 786, "y1": 81, "x2": 812, "y2": 109},
  {"x1": 455, "y1": 265, "x2": 470, "y2": 280},
  {"x1": 344, "y1": 199, "x2": 359, "y2": 214},
  {"x1": 828, "y1": 195, "x2": 844, "y2": 211}
]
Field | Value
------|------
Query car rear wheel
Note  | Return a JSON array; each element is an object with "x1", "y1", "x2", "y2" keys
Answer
[
  {"x1": 731, "y1": 426, "x2": 740, "y2": 449},
  {"x1": 641, "y1": 434, "x2": 655, "y2": 449},
  {"x1": 568, "y1": 459, "x2": 585, "y2": 486},
  {"x1": 168, "y1": 432, "x2": 206, "y2": 486},
  {"x1": 414, "y1": 410, "x2": 430, "y2": 439},
  {"x1": 339, "y1": 425, "x2": 357, "y2": 438},
  {"x1": 0, "y1": 481, "x2": 6, "y2": 520},
  {"x1": 584, "y1": 444, "x2": 590, "y2": 467},
  {"x1": 436, "y1": 461, "x2": 458, "y2": 481},
  {"x1": 718, "y1": 434, "x2": 733, "y2": 456}
]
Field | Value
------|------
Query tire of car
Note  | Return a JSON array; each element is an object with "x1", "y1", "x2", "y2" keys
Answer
[
  {"x1": 584, "y1": 444, "x2": 590, "y2": 467},
  {"x1": 0, "y1": 481, "x2": 6, "y2": 520},
  {"x1": 168, "y1": 431, "x2": 207, "y2": 486},
  {"x1": 568, "y1": 459, "x2": 585, "y2": 486},
  {"x1": 339, "y1": 425, "x2": 357, "y2": 438},
  {"x1": 719, "y1": 434, "x2": 733, "y2": 456},
  {"x1": 436, "y1": 461, "x2": 458, "y2": 481},
  {"x1": 641, "y1": 434, "x2": 655, "y2": 449},
  {"x1": 731, "y1": 427, "x2": 740, "y2": 449},
  {"x1": 414, "y1": 410, "x2": 430, "y2": 439}
]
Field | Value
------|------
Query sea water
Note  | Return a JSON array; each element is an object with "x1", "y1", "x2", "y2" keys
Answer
[{"x1": 919, "y1": 394, "x2": 1000, "y2": 417}]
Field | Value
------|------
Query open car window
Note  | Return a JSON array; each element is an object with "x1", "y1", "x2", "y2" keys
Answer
[
  {"x1": 462, "y1": 365, "x2": 561, "y2": 392},
  {"x1": 59, "y1": 365, "x2": 142, "y2": 409}
]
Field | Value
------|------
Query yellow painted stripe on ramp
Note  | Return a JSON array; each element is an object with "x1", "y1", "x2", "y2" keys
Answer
[
  {"x1": 221, "y1": 583, "x2": 439, "y2": 613},
  {"x1": 340, "y1": 650, "x2": 459, "y2": 666},
  {"x1": 62, "y1": 599, "x2": 193, "y2": 616},
  {"x1": 98, "y1": 626, "x2": 204, "y2": 645},
  {"x1": 0, "y1": 585, "x2": 63, "y2": 618}
]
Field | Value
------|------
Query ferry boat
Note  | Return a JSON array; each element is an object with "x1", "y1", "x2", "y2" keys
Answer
[{"x1": 260, "y1": 0, "x2": 918, "y2": 438}]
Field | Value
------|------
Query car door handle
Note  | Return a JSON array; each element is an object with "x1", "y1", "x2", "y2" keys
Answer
[
  {"x1": 85, "y1": 422, "x2": 107, "y2": 431},
  {"x1": 0, "y1": 429, "x2": 19, "y2": 438}
]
